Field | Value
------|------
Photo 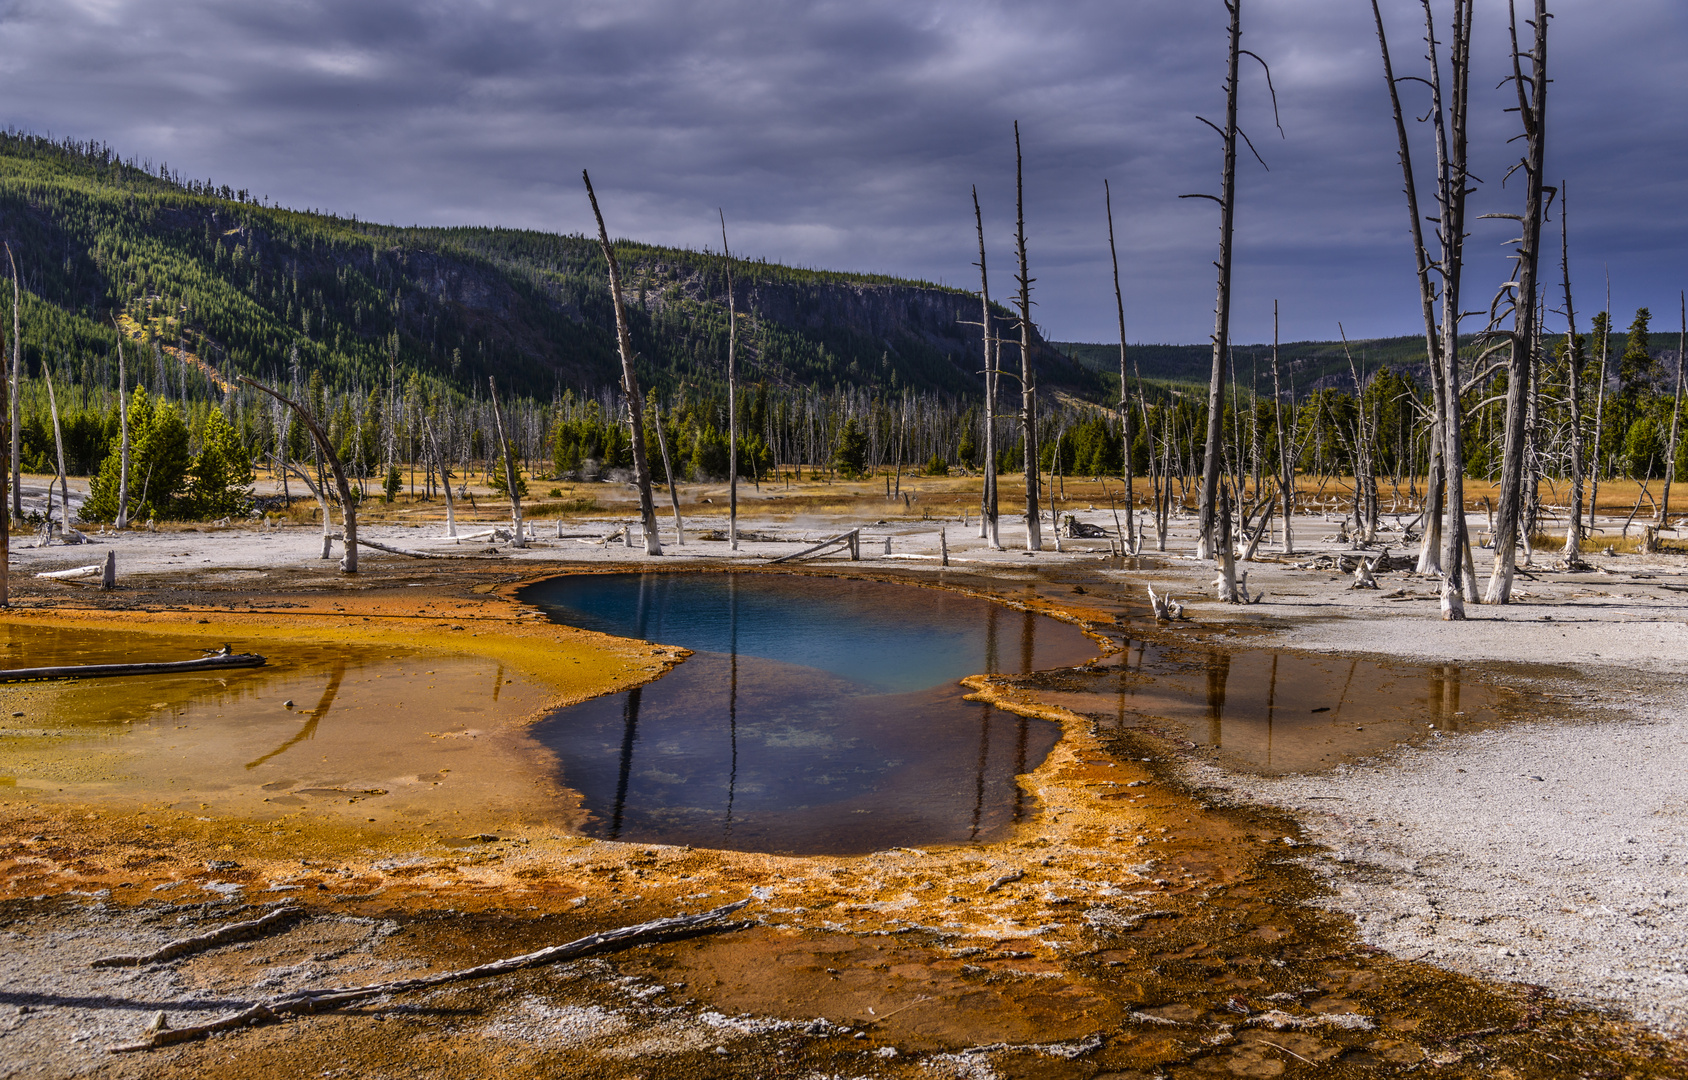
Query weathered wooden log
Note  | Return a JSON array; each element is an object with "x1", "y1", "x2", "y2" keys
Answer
[
  {"x1": 35, "y1": 563, "x2": 103, "y2": 580},
  {"x1": 109, "y1": 898, "x2": 752, "y2": 1052},
  {"x1": 0, "y1": 651, "x2": 266, "y2": 684}
]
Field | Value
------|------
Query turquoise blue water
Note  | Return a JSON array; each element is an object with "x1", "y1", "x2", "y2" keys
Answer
[{"x1": 521, "y1": 572, "x2": 1097, "y2": 855}]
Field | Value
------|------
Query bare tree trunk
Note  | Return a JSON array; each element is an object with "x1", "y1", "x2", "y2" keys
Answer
[
  {"x1": 1484, "y1": 0, "x2": 1549, "y2": 605},
  {"x1": 1589, "y1": 274, "x2": 1611, "y2": 530},
  {"x1": 582, "y1": 170, "x2": 663, "y2": 556},
  {"x1": 1373, "y1": 0, "x2": 1447, "y2": 574},
  {"x1": 1105, "y1": 179, "x2": 1137, "y2": 549},
  {"x1": 720, "y1": 210, "x2": 739, "y2": 551},
  {"x1": 1014, "y1": 123, "x2": 1040, "y2": 552},
  {"x1": 1433, "y1": 0, "x2": 1477, "y2": 618},
  {"x1": 489, "y1": 377, "x2": 525, "y2": 548},
  {"x1": 44, "y1": 371, "x2": 69, "y2": 534},
  {"x1": 0, "y1": 292, "x2": 6, "y2": 603},
  {"x1": 1195, "y1": 0, "x2": 1242, "y2": 562},
  {"x1": 650, "y1": 401, "x2": 684, "y2": 544},
  {"x1": 7, "y1": 244, "x2": 19, "y2": 524},
  {"x1": 972, "y1": 186, "x2": 1001, "y2": 549},
  {"x1": 1657, "y1": 291, "x2": 1685, "y2": 527},
  {"x1": 111, "y1": 319, "x2": 131, "y2": 529},
  {"x1": 424, "y1": 413, "x2": 456, "y2": 538},
  {"x1": 1560, "y1": 181, "x2": 1585, "y2": 560},
  {"x1": 240, "y1": 378, "x2": 358, "y2": 573},
  {"x1": 1271, "y1": 301, "x2": 1295, "y2": 553}
]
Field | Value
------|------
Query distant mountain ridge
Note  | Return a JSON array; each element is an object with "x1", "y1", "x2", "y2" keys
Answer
[{"x1": 0, "y1": 131, "x2": 1102, "y2": 402}]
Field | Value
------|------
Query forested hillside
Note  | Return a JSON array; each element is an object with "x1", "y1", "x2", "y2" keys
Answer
[{"x1": 0, "y1": 131, "x2": 1098, "y2": 403}]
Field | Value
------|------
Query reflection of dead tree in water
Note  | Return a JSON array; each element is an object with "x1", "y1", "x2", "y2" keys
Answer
[
  {"x1": 245, "y1": 659, "x2": 347, "y2": 770},
  {"x1": 971, "y1": 703, "x2": 992, "y2": 840},
  {"x1": 609, "y1": 686, "x2": 643, "y2": 840},
  {"x1": 1205, "y1": 651, "x2": 1231, "y2": 749}
]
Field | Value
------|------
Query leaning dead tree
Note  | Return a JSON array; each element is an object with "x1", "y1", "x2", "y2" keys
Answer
[
  {"x1": 488, "y1": 376, "x2": 525, "y2": 548},
  {"x1": 1012, "y1": 122, "x2": 1041, "y2": 552},
  {"x1": 1104, "y1": 178, "x2": 1137, "y2": 551},
  {"x1": 1483, "y1": 0, "x2": 1550, "y2": 605},
  {"x1": 239, "y1": 377, "x2": 359, "y2": 573},
  {"x1": 582, "y1": 169, "x2": 663, "y2": 556},
  {"x1": 1372, "y1": 0, "x2": 1477, "y2": 619}
]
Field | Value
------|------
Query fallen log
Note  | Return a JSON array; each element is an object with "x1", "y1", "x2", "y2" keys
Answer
[
  {"x1": 769, "y1": 528, "x2": 860, "y2": 564},
  {"x1": 110, "y1": 898, "x2": 753, "y2": 1052},
  {"x1": 92, "y1": 907, "x2": 305, "y2": 968},
  {"x1": 35, "y1": 563, "x2": 103, "y2": 580},
  {"x1": 352, "y1": 537, "x2": 468, "y2": 560},
  {"x1": 0, "y1": 650, "x2": 267, "y2": 684}
]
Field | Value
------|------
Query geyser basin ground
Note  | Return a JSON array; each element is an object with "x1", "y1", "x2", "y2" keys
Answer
[{"x1": 521, "y1": 571, "x2": 1098, "y2": 853}]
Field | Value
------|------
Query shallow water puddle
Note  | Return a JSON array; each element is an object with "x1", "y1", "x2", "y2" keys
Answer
[
  {"x1": 0, "y1": 622, "x2": 557, "y2": 833},
  {"x1": 1041, "y1": 639, "x2": 1523, "y2": 774},
  {"x1": 521, "y1": 572, "x2": 1098, "y2": 854}
]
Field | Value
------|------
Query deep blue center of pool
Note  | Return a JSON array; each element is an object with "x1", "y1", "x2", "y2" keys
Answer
[{"x1": 522, "y1": 573, "x2": 1096, "y2": 855}]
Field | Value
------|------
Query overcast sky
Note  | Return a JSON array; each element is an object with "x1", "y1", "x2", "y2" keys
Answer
[{"x1": 3, "y1": 0, "x2": 1684, "y2": 345}]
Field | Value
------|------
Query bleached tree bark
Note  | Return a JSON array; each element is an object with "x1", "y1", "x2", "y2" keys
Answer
[
  {"x1": 1372, "y1": 0, "x2": 1447, "y2": 573},
  {"x1": 1194, "y1": 0, "x2": 1243, "y2": 562},
  {"x1": 489, "y1": 376, "x2": 525, "y2": 548},
  {"x1": 1559, "y1": 181, "x2": 1586, "y2": 560},
  {"x1": 423, "y1": 413, "x2": 456, "y2": 538},
  {"x1": 582, "y1": 169, "x2": 663, "y2": 556},
  {"x1": 650, "y1": 399, "x2": 684, "y2": 544},
  {"x1": 1270, "y1": 301, "x2": 1295, "y2": 553},
  {"x1": 720, "y1": 210, "x2": 739, "y2": 551},
  {"x1": 110, "y1": 319, "x2": 131, "y2": 528},
  {"x1": 1659, "y1": 291, "x2": 1686, "y2": 528},
  {"x1": 1013, "y1": 122, "x2": 1041, "y2": 552},
  {"x1": 1484, "y1": 0, "x2": 1550, "y2": 605},
  {"x1": 6, "y1": 244, "x2": 19, "y2": 523},
  {"x1": 1105, "y1": 178, "x2": 1137, "y2": 550},
  {"x1": 240, "y1": 377, "x2": 358, "y2": 573},
  {"x1": 44, "y1": 371, "x2": 70, "y2": 534},
  {"x1": 972, "y1": 186, "x2": 1002, "y2": 549}
]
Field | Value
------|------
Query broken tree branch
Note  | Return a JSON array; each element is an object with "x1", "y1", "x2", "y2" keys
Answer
[
  {"x1": 110, "y1": 899, "x2": 753, "y2": 1052},
  {"x1": 92, "y1": 907, "x2": 306, "y2": 969}
]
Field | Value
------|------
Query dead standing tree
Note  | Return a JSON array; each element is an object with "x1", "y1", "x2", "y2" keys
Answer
[
  {"x1": 1657, "y1": 291, "x2": 1686, "y2": 529},
  {"x1": 1186, "y1": 0, "x2": 1279, "y2": 587},
  {"x1": 489, "y1": 376, "x2": 525, "y2": 548},
  {"x1": 1190, "y1": 0, "x2": 1243, "y2": 567},
  {"x1": 1105, "y1": 178, "x2": 1137, "y2": 551},
  {"x1": 240, "y1": 377, "x2": 358, "y2": 573},
  {"x1": 720, "y1": 210, "x2": 739, "y2": 551},
  {"x1": 970, "y1": 186, "x2": 1002, "y2": 549},
  {"x1": 1483, "y1": 0, "x2": 1551, "y2": 605},
  {"x1": 582, "y1": 170, "x2": 662, "y2": 556},
  {"x1": 6, "y1": 243, "x2": 19, "y2": 523},
  {"x1": 1012, "y1": 123, "x2": 1041, "y2": 552},
  {"x1": 1373, "y1": 0, "x2": 1478, "y2": 618},
  {"x1": 1557, "y1": 181, "x2": 1587, "y2": 561}
]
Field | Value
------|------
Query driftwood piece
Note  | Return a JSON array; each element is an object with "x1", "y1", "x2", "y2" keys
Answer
[
  {"x1": 0, "y1": 650, "x2": 266, "y2": 684},
  {"x1": 1147, "y1": 584, "x2": 1186, "y2": 621},
  {"x1": 110, "y1": 898, "x2": 753, "y2": 1052},
  {"x1": 92, "y1": 907, "x2": 306, "y2": 968}
]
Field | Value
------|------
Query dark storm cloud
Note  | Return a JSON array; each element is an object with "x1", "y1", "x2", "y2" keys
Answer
[{"x1": 2, "y1": 1, "x2": 1684, "y2": 344}]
